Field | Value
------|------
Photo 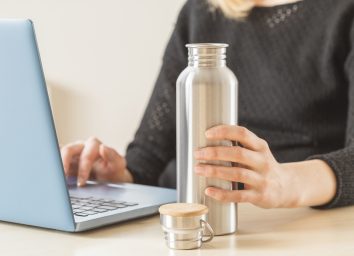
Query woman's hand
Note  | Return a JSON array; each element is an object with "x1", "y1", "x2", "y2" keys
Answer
[
  {"x1": 60, "y1": 137, "x2": 133, "y2": 187},
  {"x1": 194, "y1": 125, "x2": 336, "y2": 208}
]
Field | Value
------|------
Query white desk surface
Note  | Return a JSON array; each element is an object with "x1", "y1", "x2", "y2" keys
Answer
[{"x1": 1, "y1": 203, "x2": 354, "y2": 256}]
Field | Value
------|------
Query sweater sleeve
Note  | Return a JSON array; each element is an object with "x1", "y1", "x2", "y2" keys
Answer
[
  {"x1": 124, "y1": 2, "x2": 190, "y2": 186},
  {"x1": 307, "y1": 19, "x2": 354, "y2": 209}
]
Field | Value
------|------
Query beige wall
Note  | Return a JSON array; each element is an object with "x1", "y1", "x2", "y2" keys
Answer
[{"x1": 0, "y1": 0, "x2": 185, "y2": 153}]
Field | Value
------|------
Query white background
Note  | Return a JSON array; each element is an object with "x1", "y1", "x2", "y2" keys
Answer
[{"x1": 0, "y1": 0, "x2": 185, "y2": 153}]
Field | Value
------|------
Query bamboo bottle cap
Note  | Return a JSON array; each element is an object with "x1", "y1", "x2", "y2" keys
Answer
[{"x1": 159, "y1": 203, "x2": 208, "y2": 217}]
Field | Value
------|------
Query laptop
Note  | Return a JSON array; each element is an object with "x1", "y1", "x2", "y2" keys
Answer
[{"x1": 0, "y1": 19, "x2": 176, "y2": 232}]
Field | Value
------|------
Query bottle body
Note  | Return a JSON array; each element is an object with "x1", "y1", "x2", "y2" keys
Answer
[{"x1": 176, "y1": 44, "x2": 238, "y2": 235}]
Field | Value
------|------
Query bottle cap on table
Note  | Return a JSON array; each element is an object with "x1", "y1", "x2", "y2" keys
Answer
[
  {"x1": 159, "y1": 203, "x2": 213, "y2": 250},
  {"x1": 159, "y1": 203, "x2": 208, "y2": 217}
]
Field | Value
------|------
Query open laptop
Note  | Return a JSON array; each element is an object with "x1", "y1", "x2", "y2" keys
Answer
[{"x1": 0, "y1": 19, "x2": 176, "y2": 232}]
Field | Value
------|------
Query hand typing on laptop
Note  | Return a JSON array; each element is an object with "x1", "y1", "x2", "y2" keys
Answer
[
  {"x1": 60, "y1": 137, "x2": 134, "y2": 187},
  {"x1": 0, "y1": 20, "x2": 175, "y2": 231}
]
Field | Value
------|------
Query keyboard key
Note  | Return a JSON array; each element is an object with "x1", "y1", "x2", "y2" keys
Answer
[
  {"x1": 98, "y1": 199, "x2": 115, "y2": 203},
  {"x1": 92, "y1": 208, "x2": 109, "y2": 213},
  {"x1": 84, "y1": 202, "x2": 100, "y2": 207},
  {"x1": 112, "y1": 204, "x2": 128, "y2": 208},
  {"x1": 112, "y1": 201, "x2": 126, "y2": 204},
  {"x1": 75, "y1": 213, "x2": 88, "y2": 217},
  {"x1": 72, "y1": 201, "x2": 86, "y2": 206},
  {"x1": 81, "y1": 211, "x2": 98, "y2": 215},
  {"x1": 97, "y1": 206, "x2": 118, "y2": 210},
  {"x1": 73, "y1": 209, "x2": 86, "y2": 213},
  {"x1": 81, "y1": 206, "x2": 94, "y2": 210},
  {"x1": 79, "y1": 200, "x2": 90, "y2": 204},
  {"x1": 122, "y1": 202, "x2": 138, "y2": 206},
  {"x1": 87, "y1": 201, "x2": 102, "y2": 205},
  {"x1": 100, "y1": 203, "x2": 123, "y2": 207}
]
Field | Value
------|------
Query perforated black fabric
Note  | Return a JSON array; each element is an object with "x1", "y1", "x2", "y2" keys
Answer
[{"x1": 125, "y1": 0, "x2": 354, "y2": 209}]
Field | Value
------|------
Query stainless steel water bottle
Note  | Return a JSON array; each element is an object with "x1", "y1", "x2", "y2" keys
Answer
[{"x1": 176, "y1": 43, "x2": 238, "y2": 235}]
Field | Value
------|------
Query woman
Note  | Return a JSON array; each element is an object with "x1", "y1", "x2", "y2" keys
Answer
[{"x1": 61, "y1": 0, "x2": 354, "y2": 209}]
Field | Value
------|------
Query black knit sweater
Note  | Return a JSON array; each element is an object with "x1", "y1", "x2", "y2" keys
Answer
[{"x1": 125, "y1": 0, "x2": 354, "y2": 209}]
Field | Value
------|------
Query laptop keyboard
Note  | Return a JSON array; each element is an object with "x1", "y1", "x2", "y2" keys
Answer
[{"x1": 70, "y1": 196, "x2": 138, "y2": 217}]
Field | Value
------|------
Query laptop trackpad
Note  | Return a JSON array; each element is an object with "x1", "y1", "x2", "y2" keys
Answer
[{"x1": 66, "y1": 177, "x2": 159, "y2": 204}]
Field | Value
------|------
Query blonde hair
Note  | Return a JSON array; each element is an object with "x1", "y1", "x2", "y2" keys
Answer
[{"x1": 208, "y1": 0, "x2": 256, "y2": 19}]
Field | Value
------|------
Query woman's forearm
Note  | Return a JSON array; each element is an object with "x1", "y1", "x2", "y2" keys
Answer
[{"x1": 281, "y1": 159, "x2": 337, "y2": 207}]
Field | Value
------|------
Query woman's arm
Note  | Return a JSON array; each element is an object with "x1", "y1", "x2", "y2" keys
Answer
[
  {"x1": 279, "y1": 160, "x2": 336, "y2": 207},
  {"x1": 125, "y1": 2, "x2": 190, "y2": 185},
  {"x1": 194, "y1": 125, "x2": 337, "y2": 208}
]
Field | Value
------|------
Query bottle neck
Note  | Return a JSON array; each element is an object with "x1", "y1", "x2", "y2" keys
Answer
[{"x1": 187, "y1": 43, "x2": 227, "y2": 68}]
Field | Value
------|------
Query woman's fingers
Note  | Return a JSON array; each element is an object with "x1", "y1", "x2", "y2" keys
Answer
[
  {"x1": 77, "y1": 137, "x2": 102, "y2": 186},
  {"x1": 195, "y1": 146, "x2": 265, "y2": 170},
  {"x1": 205, "y1": 187, "x2": 259, "y2": 203},
  {"x1": 60, "y1": 137, "x2": 127, "y2": 185},
  {"x1": 195, "y1": 164, "x2": 262, "y2": 187},
  {"x1": 205, "y1": 125, "x2": 269, "y2": 152},
  {"x1": 60, "y1": 141, "x2": 84, "y2": 176},
  {"x1": 99, "y1": 144, "x2": 126, "y2": 172}
]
